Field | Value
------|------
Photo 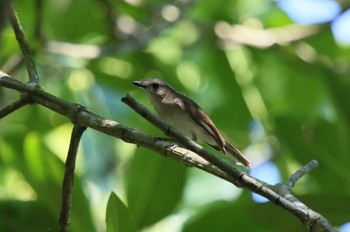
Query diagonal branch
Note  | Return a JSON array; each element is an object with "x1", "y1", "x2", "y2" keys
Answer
[
  {"x1": 270, "y1": 160, "x2": 333, "y2": 231},
  {"x1": 285, "y1": 160, "x2": 318, "y2": 190},
  {"x1": 8, "y1": 4, "x2": 39, "y2": 84},
  {"x1": 59, "y1": 125, "x2": 86, "y2": 232},
  {"x1": 0, "y1": 95, "x2": 32, "y2": 119}
]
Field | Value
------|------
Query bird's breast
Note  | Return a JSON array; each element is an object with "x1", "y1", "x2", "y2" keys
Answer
[{"x1": 151, "y1": 99, "x2": 217, "y2": 145}]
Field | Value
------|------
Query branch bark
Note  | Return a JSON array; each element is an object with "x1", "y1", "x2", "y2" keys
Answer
[
  {"x1": 0, "y1": 95, "x2": 32, "y2": 119},
  {"x1": 59, "y1": 125, "x2": 86, "y2": 232},
  {"x1": 8, "y1": 3, "x2": 39, "y2": 84}
]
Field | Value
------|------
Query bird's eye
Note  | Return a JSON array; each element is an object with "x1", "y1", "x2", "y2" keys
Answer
[{"x1": 151, "y1": 82, "x2": 160, "y2": 89}]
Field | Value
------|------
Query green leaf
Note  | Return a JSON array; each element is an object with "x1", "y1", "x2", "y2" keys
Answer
[
  {"x1": 0, "y1": 200, "x2": 57, "y2": 232},
  {"x1": 126, "y1": 150, "x2": 187, "y2": 228},
  {"x1": 106, "y1": 192, "x2": 136, "y2": 232}
]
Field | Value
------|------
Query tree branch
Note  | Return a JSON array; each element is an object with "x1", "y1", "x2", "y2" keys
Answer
[
  {"x1": 0, "y1": 72, "x2": 336, "y2": 232},
  {"x1": 8, "y1": 3, "x2": 39, "y2": 84},
  {"x1": 0, "y1": 95, "x2": 32, "y2": 119},
  {"x1": 59, "y1": 125, "x2": 86, "y2": 232},
  {"x1": 285, "y1": 160, "x2": 318, "y2": 190},
  {"x1": 269, "y1": 160, "x2": 333, "y2": 231}
]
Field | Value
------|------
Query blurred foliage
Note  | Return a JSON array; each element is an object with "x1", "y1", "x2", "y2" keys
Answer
[
  {"x1": 106, "y1": 192, "x2": 137, "y2": 232},
  {"x1": 0, "y1": 0, "x2": 350, "y2": 231}
]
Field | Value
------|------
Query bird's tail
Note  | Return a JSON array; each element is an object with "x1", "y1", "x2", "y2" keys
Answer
[{"x1": 224, "y1": 142, "x2": 251, "y2": 168}]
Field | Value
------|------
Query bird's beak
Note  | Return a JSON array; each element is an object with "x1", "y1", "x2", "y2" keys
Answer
[{"x1": 133, "y1": 81, "x2": 147, "y2": 89}]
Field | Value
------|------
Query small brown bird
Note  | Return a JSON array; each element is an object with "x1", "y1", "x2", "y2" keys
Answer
[{"x1": 133, "y1": 78, "x2": 251, "y2": 167}]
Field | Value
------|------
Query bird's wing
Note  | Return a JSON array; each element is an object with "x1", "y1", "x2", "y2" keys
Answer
[{"x1": 174, "y1": 95, "x2": 226, "y2": 150}]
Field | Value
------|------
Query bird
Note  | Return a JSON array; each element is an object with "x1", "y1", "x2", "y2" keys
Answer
[{"x1": 133, "y1": 78, "x2": 251, "y2": 167}]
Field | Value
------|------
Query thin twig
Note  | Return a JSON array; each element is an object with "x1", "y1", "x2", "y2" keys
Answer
[
  {"x1": 59, "y1": 125, "x2": 86, "y2": 232},
  {"x1": 8, "y1": 4, "x2": 39, "y2": 84},
  {"x1": 285, "y1": 160, "x2": 318, "y2": 190},
  {"x1": 0, "y1": 96, "x2": 32, "y2": 119}
]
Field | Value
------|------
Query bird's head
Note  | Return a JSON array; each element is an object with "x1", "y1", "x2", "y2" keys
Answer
[{"x1": 133, "y1": 78, "x2": 175, "y2": 99}]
